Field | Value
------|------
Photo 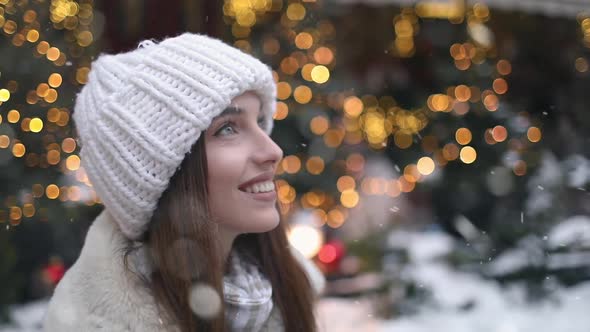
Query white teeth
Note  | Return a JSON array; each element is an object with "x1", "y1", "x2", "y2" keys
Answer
[{"x1": 244, "y1": 180, "x2": 275, "y2": 193}]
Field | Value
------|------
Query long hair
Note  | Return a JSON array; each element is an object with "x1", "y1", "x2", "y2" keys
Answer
[{"x1": 127, "y1": 134, "x2": 317, "y2": 332}]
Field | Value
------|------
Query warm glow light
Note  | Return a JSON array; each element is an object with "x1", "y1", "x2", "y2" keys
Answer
[
  {"x1": 46, "y1": 184, "x2": 60, "y2": 199},
  {"x1": 492, "y1": 125, "x2": 508, "y2": 142},
  {"x1": 527, "y1": 127, "x2": 542, "y2": 142},
  {"x1": 66, "y1": 155, "x2": 81, "y2": 171},
  {"x1": 460, "y1": 146, "x2": 477, "y2": 164},
  {"x1": 288, "y1": 223, "x2": 324, "y2": 258},
  {"x1": 493, "y1": 78, "x2": 508, "y2": 94},
  {"x1": 337, "y1": 175, "x2": 356, "y2": 192},
  {"x1": 417, "y1": 157, "x2": 435, "y2": 175},
  {"x1": 443, "y1": 143, "x2": 459, "y2": 160},
  {"x1": 48, "y1": 73, "x2": 63, "y2": 87},
  {"x1": 276, "y1": 82, "x2": 292, "y2": 100},
  {"x1": 12, "y1": 143, "x2": 25, "y2": 157},
  {"x1": 46, "y1": 47, "x2": 60, "y2": 61},
  {"x1": 0, "y1": 89, "x2": 10, "y2": 102},
  {"x1": 293, "y1": 85, "x2": 312, "y2": 104},
  {"x1": 306, "y1": 156, "x2": 325, "y2": 175},
  {"x1": 343, "y1": 96, "x2": 363, "y2": 117},
  {"x1": 286, "y1": 3, "x2": 306, "y2": 20},
  {"x1": 454, "y1": 85, "x2": 471, "y2": 102},
  {"x1": 311, "y1": 65, "x2": 330, "y2": 84},
  {"x1": 314, "y1": 47, "x2": 334, "y2": 64},
  {"x1": 310, "y1": 116, "x2": 329, "y2": 135},
  {"x1": 282, "y1": 155, "x2": 301, "y2": 174},
  {"x1": 340, "y1": 190, "x2": 359, "y2": 208},
  {"x1": 273, "y1": 102, "x2": 288, "y2": 120},
  {"x1": 29, "y1": 118, "x2": 43, "y2": 133},
  {"x1": 7, "y1": 110, "x2": 20, "y2": 123},
  {"x1": 394, "y1": 131, "x2": 412, "y2": 149},
  {"x1": 295, "y1": 32, "x2": 313, "y2": 49},
  {"x1": 455, "y1": 127, "x2": 472, "y2": 145},
  {"x1": 497, "y1": 59, "x2": 512, "y2": 75}
]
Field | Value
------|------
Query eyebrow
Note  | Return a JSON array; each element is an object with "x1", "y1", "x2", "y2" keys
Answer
[{"x1": 213, "y1": 105, "x2": 265, "y2": 121}]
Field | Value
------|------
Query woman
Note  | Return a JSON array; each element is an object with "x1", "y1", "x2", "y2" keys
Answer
[{"x1": 43, "y1": 33, "x2": 325, "y2": 332}]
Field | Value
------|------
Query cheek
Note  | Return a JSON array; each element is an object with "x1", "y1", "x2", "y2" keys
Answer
[{"x1": 206, "y1": 148, "x2": 244, "y2": 214}]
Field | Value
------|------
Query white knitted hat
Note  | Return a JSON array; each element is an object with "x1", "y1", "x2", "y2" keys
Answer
[{"x1": 73, "y1": 33, "x2": 277, "y2": 240}]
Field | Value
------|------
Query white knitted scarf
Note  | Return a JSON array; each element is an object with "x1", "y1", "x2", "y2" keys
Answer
[{"x1": 223, "y1": 250, "x2": 274, "y2": 332}]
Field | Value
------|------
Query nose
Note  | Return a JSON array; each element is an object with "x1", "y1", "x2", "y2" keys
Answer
[{"x1": 252, "y1": 128, "x2": 283, "y2": 168}]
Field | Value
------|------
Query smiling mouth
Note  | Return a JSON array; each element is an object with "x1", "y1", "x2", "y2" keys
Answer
[{"x1": 238, "y1": 181, "x2": 276, "y2": 194}]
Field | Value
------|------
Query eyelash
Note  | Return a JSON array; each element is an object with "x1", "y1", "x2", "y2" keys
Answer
[{"x1": 214, "y1": 118, "x2": 266, "y2": 137}]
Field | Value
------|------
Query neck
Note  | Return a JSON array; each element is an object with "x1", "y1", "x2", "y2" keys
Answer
[{"x1": 217, "y1": 227, "x2": 240, "y2": 266}]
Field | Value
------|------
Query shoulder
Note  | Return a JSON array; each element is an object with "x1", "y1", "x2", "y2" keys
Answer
[{"x1": 43, "y1": 209, "x2": 175, "y2": 332}]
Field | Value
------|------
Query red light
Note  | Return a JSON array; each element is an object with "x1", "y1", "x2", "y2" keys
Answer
[{"x1": 318, "y1": 244, "x2": 337, "y2": 263}]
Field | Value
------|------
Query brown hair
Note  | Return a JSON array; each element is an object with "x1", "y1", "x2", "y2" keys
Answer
[{"x1": 130, "y1": 134, "x2": 317, "y2": 332}]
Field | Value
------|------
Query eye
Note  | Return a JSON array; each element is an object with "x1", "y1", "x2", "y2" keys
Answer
[{"x1": 214, "y1": 121, "x2": 237, "y2": 137}]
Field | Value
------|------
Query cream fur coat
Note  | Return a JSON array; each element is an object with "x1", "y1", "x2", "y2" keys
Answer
[{"x1": 43, "y1": 209, "x2": 325, "y2": 331}]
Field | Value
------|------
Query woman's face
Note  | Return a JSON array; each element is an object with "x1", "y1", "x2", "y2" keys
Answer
[{"x1": 205, "y1": 91, "x2": 283, "y2": 238}]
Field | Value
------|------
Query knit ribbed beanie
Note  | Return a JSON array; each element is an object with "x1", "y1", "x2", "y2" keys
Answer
[{"x1": 73, "y1": 33, "x2": 277, "y2": 240}]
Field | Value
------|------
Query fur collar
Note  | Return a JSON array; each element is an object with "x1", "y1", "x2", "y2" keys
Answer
[{"x1": 43, "y1": 209, "x2": 324, "y2": 331}]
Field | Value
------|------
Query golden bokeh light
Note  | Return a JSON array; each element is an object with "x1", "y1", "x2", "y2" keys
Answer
[
  {"x1": 12, "y1": 143, "x2": 26, "y2": 157},
  {"x1": 343, "y1": 96, "x2": 363, "y2": 117},
  {"x1": 493, "y1": 78, "x2": 508, "y2": 94},
  {"x1": 273, "y1": 101, "x2": 288, "y2": 120},
  {"x1": 323, "y1": 128, "x2": 344, "y2": 147},
  {"x1": 314, "y1": 46, "x2": 334, "y2": 64},
  {"x1": 310, "y1": 116, "x2": 329, "y2": 135},
  {"x1": 346, "y1": 153, "x2": 365, "y2": 173},
  {"x1": 459, "y1": 146, "x2": 477, "y2": 164},
  {"x1": 47, "y1": 150, "x2": 61, "y2": 165},
  {"x1": 26, "y1": 29, "x2": 39, "y2": 42},
  {"x1": 454, "y1": 85, "x2": 471, "y2": 102},
  {"x1": 29, "y1": 118, "x2": 43, "y2": 133},
  {"x1": 46, "y1": 184, "x2": 60, "y2": 199},
  {"x1": 280, "y1": 56, "x2": 299, "y2": 75},
  {"x1": 491, "y1": 125, "x2": 508, "y2": 142},
  {"x1": 0, "y1": 89, "x2": 10, "y2": 102},
  {"x1": 0, "y1": 135, "x2": 9, "y2": 148},
  {"x1": 286, "y1": 3, "x2": 306, "y2": 20},
  {"x1": 66, "y1": 155, "x2": 81, "y2": 171},
  {"x1": 301, "y1": 63, "x2": 315, "y2": 81},
  {"x1": 293, "y1": 85, "x2": 312, "y2": 104},
  {"x1": 575, "y1": 57, "x2": 589, "y2": 72},
  {"x1": 306, "y1": 156, "x2": 325, "y2": 175},
  {"x1": 282, "y1": 155, "x2": 301, "y2": 174},
  {"x1": 497, "y1": 59, "x2": 512, "y2": 75},
  {"x1": 455, "y1": 127, "x2": 472, "y2": 145},
  {"x1": 394, "y1": 131, "x2": 412, "y2": 149},
  {"x1": 483, "y1": 93, "x2": 499, "y2": 111},
  {"x1": 337, "y1": 176, "x2": 356, "y2": 192},
  {"x1": 76, "y1": 67, "x2": 90, "y2": 84},
  {"x1": 7, "y1": 109, "x2": 20, "y2": 123},
  {"x1": 276, "y1": 82, "x2": 292, "y2": 100},
  {"x1": 48, "y1": 73, "x2": 63, "y2": 87},
  {"x1": 311, "y1": 65, "x2": 330, "y2": 84},
  {"x1": 46, "y1": 47, "x2": 60, "y2": 61},
  {"x1": 36, "y1": 83, "x2": 49, "y2": 97},
  {"x1": 295, "y1": 32, "x2": 313, "y2": 49},
  {"x1": 527, "y1": 126, "x2": 542, "y2": 143},
  {"x1": 442, "y1": 143, "x2": 459, "y2": 160},
  {"x1": 340, "y1": 190, "x2": 359, "y2": 208},
  {"x1": 417, "y1": 157, "x2": 435, "y2": 175}
]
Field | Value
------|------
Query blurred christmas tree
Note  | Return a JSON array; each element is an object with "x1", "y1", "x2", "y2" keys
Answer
[
  {"x1": 0, "y1": 0, "x2": 101, "y2": 316},
  {"x1": 221, "y1": 0, "x2": 589, "y2": 291}
]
